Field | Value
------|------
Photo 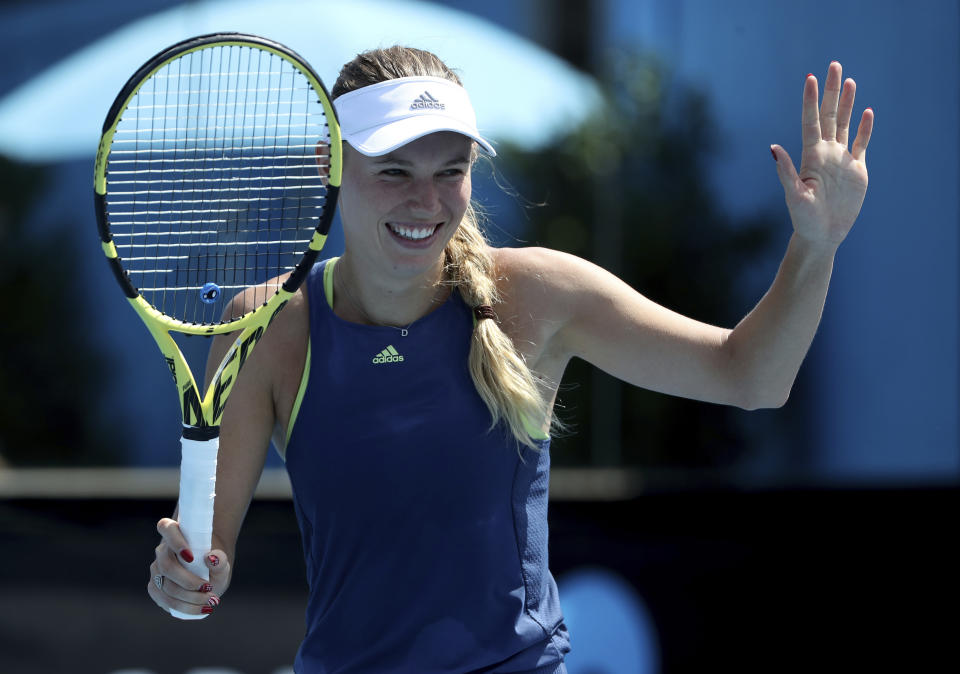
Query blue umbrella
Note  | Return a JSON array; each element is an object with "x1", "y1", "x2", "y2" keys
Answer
[{"x1": 0, "y1": 0, "x2": 600, "y2": 162}]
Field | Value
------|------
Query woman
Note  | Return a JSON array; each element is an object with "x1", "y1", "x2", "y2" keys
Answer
[{"x1": 147, "y1": 47, "x2": 873, "y2": 672}]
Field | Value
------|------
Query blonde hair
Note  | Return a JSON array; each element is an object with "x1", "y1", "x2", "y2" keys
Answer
[{"x1": 333, "y1": 47, "x2": 552, "y2": 448}]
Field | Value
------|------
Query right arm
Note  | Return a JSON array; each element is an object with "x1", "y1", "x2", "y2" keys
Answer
[{"x1": 147, "y1": 286, "x2": 302, "y2": 616}]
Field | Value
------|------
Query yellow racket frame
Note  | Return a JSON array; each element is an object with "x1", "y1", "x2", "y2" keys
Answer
[{"x1": 94, "y1": 33, "x2": 342, "y2": 432}]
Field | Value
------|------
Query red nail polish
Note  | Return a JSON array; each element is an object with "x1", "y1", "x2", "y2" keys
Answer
[
  {"x1": 180, "y1": 549, "x2": 194, "y2": 564},
  {"x1": 199, "y1": 583, "x2": 213, "y2": 593},
  {"x1": 207, "y1": 554, "x2": 220, "y2": 567},
  {"x1": 806, "y1": 73, "x2": 813, "y2": 79},
  {"x1": 770, "y1": 147, "x2": 777, "y2": 162},
  {"x1": 202, "y1": 606, "x2": 215, "y2": 614},
  {"x1": 207, "y1": 595, "x2": 221, "y2": 608}
]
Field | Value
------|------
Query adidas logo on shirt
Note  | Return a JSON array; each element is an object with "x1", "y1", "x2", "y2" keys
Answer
[
  {"x1": 410, "y1": 91, "x2": 445, "y2": 110},
  {"x1": 372, "y1": 344, "x2": 405, "y2": 364}
]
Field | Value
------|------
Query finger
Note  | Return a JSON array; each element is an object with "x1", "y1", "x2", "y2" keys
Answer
[
  {"x1": 149, "y1": 560, "x2": 220, "y2": 616},
  {"x1": 146, "y1": 575, "x2": 172, "y2": 614},
  {"x1": 160, "y1": 579, "x2": 220, "y2": 612},
  {"x1": 770, "y1": 144, "x2": 804, "y2": 202},
  {"x1": 850, "y1": 107, "x2": 874, "y2": 162},
  {"x1": 155, "y1": 533, "x2": 208, "y2": 593},
  {"x1": 151, "y1": 557, "x2": 215, "y2": 599},
  {"x1": 801, "y1": 73, "x2": 821, "y2": 149},
  {"x1": 819, "y1": 62, "x2": 843, "y2": 141},
  {"x1": 156, "y1": 544, "x2": 210, "y2": 594},
  {"x1": 147, "y1": 575, "x2": 211, "y2": 616},
  {"x1": 156, "y1": 517, "x2": 193, "y2": 566},
  {"x1": 836, "y1": 77, "x2": 857, "y2": 147}
]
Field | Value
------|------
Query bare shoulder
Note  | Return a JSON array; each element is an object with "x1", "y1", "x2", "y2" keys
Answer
[
  {"x1": 491, "y1": 244, "x2": 582, "y2": 282},
  {"x1": 213, "y1": 272, "x2": 310, "y2": 398},
  {"x1": 491, "y1": 245, "x2": 607, "y2": 325},
  {"x1": 223, "y1": 273, "x2": 305, "y2": 318},
  {"x1": 208, "y1": 272, "x2": 311, "y2": 453},
  {"x1": 492, "y1": 246, "x2": 585, "y2": 310},
  {"x1": 257, "y1": 274, "x2": 310, "y2": 378},
  {"x1": 489, "y1": 246, "x2": 591, "y2": 374}
]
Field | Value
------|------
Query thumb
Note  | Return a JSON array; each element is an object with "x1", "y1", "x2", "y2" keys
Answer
[
  {"x1": 770, "y1": 144, "x2": 801, "y2": 198},
  {"x1": 205, "y1": 548, "x2": 232, "y2": 592}
]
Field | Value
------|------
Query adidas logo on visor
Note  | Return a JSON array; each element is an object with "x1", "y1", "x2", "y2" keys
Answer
[
  {"x1": 372, "y1": 345, "x2": 405, "y2": 364},
  {"x1": 410, "y1": 91, "x2": 445, "y2": 111}
]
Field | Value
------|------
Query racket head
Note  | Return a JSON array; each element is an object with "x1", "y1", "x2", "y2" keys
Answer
[{"x1": 94, "y1": 33, "x2": 341, "y2": 334}]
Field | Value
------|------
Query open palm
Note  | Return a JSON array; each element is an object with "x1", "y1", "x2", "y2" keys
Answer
[{"x1": 771, "y1": 62, "x2": 874, "y2": 247}]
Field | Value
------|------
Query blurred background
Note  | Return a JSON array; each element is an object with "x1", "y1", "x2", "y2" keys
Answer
[{"x1": 0, "y1": 0, "x2": 956, "y2": 672}]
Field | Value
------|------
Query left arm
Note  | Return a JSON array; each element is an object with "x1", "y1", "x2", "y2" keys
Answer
[
  {"x1": 732, "y1": 62, "x2": 873, "y2": 406},
  {"x1": 723, "y1": 233, "x2": 838, "y2": 408},
  {"x1": 525, "y1": 62, "x2": 873, "y2": 410}
]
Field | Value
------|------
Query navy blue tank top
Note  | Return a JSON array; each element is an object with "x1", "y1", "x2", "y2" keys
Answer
[{"x1": 284, "y1": 259, "x2": 570, "y2": 673}]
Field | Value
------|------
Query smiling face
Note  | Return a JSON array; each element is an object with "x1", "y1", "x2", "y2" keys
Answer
[{"x1": 338, "y1": 131, "x2": 474, "y2": 281}]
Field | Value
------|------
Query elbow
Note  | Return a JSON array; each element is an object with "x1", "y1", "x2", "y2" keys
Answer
[
  {"x1": 731, "y1": 366, "x2": 791, "y2": 410},
  {"x1": 741, "y1": 397, "x2": 787, "y2": 411},
  {"x1": 739, "y1": 386, "x2": 790, "y2": 411},
  {"x1": 720, "y1": 335, "x2": 791, "y2": 410}
]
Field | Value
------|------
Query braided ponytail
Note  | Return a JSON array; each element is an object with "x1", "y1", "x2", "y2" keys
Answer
[{"x1": 442, "y1": 208, "x2": 551, "y2": 447}]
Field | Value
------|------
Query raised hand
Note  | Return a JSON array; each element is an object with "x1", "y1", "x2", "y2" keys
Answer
[{"x1": 771, "y1": 62, "x2": 874, "y2": 248}]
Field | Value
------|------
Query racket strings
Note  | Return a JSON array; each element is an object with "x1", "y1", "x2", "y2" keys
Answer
[{"x1": 105, "y1": 43, "x2": 331, "y2": 326}]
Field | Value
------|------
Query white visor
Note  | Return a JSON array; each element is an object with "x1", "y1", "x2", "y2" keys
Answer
[{"x1": 333, "y1": 75, "x2": 496, "y2": 157}]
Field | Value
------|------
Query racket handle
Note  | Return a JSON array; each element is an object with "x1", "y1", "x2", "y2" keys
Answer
[{"x1": 171, "y1": 432, "x2": 219, "y2": 620}]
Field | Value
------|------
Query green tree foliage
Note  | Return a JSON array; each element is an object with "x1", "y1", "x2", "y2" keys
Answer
[
  {"x1": 497, "y1": 52, "x2": 778, "y2": 468},
  {"x1": 0, "y1": 156, "x2": 121, "y2": 466}
]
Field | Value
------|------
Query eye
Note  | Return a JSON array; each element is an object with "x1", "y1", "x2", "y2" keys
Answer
[
  {"x1": 379, "y1": 168, "x2": 407, "y2": 177},
  {"x1": 438, "y1": 167, "x2": 466, "y2": 178}
]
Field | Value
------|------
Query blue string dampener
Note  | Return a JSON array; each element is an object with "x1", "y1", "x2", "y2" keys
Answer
[{"x1": 201, "y1": 282, "x2": 221, "y2": 304}]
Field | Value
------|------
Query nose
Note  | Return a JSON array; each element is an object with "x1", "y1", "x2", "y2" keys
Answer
[{"x1": 406, "y1": 177, "x2": 441, "y2": 216}]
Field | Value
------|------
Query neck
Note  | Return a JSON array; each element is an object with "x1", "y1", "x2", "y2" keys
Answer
[{"x1": 333, "y1": 254, "x2": 449, "y2": 327}]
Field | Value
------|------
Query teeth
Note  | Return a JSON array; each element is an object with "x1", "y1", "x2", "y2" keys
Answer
[{"x1": 389, "y1": 223, "x2": 437, "y2": 240}]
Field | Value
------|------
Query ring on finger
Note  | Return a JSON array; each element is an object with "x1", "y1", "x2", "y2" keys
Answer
[{"x1": 154, "y1": 574, "x2": 164, "y2": 591}]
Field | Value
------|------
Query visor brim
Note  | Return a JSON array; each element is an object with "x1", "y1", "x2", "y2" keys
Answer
[{"x1": 343, "y1": 115, "x2": 496, "y2": 158}]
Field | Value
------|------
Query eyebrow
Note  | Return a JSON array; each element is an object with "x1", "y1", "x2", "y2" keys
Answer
[{"x1": 372, "y1": 155, "x2": 471, "y2": 167}]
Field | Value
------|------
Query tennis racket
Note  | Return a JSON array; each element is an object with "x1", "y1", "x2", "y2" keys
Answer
[{"x1": 94, "y1": 33, "x2": 341, "y2": 619}]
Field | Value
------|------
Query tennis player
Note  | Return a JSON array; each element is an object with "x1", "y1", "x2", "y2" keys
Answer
[{"x1": 147, "y1": 47, "x2": 872, "y2": 672}]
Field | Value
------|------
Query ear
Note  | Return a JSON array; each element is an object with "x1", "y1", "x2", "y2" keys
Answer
[{"x1": 314, "y1": 140, "x2": 330, "y2": 186}]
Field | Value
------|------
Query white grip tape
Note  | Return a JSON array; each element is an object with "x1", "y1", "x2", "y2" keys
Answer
[{"x1": 171, "y1": 434, "x2": 218, "y2": 620}]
